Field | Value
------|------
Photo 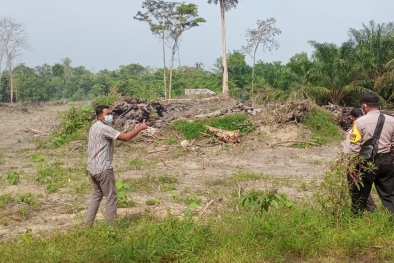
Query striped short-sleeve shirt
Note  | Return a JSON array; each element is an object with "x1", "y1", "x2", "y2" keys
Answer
[{"x1": 87, "y1": 121, "x2": 120, "y2": 175}]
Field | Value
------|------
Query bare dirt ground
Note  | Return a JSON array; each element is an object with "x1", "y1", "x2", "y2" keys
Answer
[{"x1": 0, "y1": 102, "x2": 340, "y2": 241}]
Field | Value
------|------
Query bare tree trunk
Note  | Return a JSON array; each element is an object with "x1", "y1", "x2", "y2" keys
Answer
[
  {"x1": 220, "y1": 0, "x2": 229, "y2": 96},
  {"x1": 8, "y1": 67, "x2": 13, "y2": 103},
  {"x1": 252, "y1": 49, "x2": 257, "y2": 94},
  {"x1": 0, "y1": 57, "x2": 2, "y2": 92},
  {"x1": 168, "y1": 44, "x2": 176, "y2": 99},
  {"x1": 162, "y1": 31, "x2": 167, "y2": 99}
]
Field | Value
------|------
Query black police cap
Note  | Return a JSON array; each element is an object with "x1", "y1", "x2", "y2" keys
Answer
[{"x1": 360, "y1": 92, "x2": 379, "y2": 103}]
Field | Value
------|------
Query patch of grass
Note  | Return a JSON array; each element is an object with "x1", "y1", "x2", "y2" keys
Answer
[
  {"x1": 7, "y1": 171, "x2": 20, "y2": 185},
  {"x1": 75, "y1": 182, "x2": 90, "y2": 194},
  {"x1": 164, "y1": 137, "x2": 178, "y2": 145},
  {"x1": 0, "y1": 150, "x2": 4, "y2": 165},
  {"x1": 126, "y1": 174, "x2": 158, "y2": 192},
  {"x1": 172, "y1": 114, "x2": 254, "y2": 140},
  {"x1": 231, "y1": 171, "x2": 270, "y2": 182},
  {"x1": 209, "y1": 114, "x2": 253, "y2": 133},
  {"x1": 158, "y1": 174, "x2": 178, "y2": 184},
  {"x1": 184, "y1": 195, "x2": 202, "y2": 206},
  {"x1": 161, "y1": 183, "x2": 177, "y2": 192},
  {"x1": 204, "y1": 178, "x2": 230, "y2": 187},
  {"x1": 19, "y1": 193, "x2": 39, "y2": 207},
  {"x1": 3, "y1": 202, "x2": 394, "y2": 262},
  {"x1": 172, "y1": 120, "x2": 206, "y2": 140},
  {"x1": 48, "y1": 106, "x2": 94, "y2": 147},
  {"x1": 0, "y1": 193, "x2": 13, "y2": 208},
  {"x1": 146, "y1": 199, "x2": 160, "y2": 206},
  {"x1": 116, "y1": 181, "x2": 137, "y2": 208},
  {"x1": 35, "y1": 162, "x2": 67, "y2": 193},
  {"x1": 302, "y1": 108, "x2": 342, "y2": 144},
  {"x1": 128, "y1": 158, "x2": 158, "y2": 170}
]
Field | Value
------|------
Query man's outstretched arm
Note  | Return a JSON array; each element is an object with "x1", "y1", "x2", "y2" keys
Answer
[{"x1": 117, "y1": 122, "x2": 147, "y2": 141}]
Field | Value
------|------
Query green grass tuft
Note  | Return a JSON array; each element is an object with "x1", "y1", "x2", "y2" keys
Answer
[
  {"x1": 172, "y1": 114, "x2": 254, "y2": 140},
  {"x1": 302, "y1": 108, "x2": 343, "y2": 144}
]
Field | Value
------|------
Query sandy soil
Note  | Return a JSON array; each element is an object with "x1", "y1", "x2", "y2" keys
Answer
[{"x1": 0, "y1": 102, "x2": 340, "y2": 240}]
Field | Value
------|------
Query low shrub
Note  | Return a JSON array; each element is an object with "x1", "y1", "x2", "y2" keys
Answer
[{"x1": 301, "y1": 108, "x2": 343, "y2": 143}]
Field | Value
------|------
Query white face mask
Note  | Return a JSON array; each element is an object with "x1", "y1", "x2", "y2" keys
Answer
[{"x1": 104, "y1": 115, "x2": 113, "y2": 125}]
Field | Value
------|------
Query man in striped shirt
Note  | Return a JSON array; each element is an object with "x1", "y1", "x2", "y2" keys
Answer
[{"x1": 86, "y1": 105, "x2": 147, "y2": 226}]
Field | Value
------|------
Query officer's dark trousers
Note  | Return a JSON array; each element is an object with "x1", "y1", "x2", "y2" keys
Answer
[
  {"x1": 347, "y1": 174, "x2": 377, "y2": 211},
  {"x1": 351, "y1": 153, "x2": 394, "y2": 215}
]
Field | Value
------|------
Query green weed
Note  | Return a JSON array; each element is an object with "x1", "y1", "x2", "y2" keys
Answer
[
  {"x1": 241, "y1": 190, "x2": 292, "y2": 216},
  {"x1": 146, "y1": 199, "x2": 160, "y2": 206},
  {"x1": 172, "y1": 114, "x2": 254, "y2": 140},
  {"x1": 35, "y1": 162, "x2": 66, "y2": 193},
  {"x1": 172, "y1": 120, "x2": 206, "y2": 140},
  {"x1": 2, "y1": 203, "x2": 394, "y2": 262},
  {"x1": 184, "y1": 195, "x2": 202, "y2": 206},
  {"x1": 7, "y1": 171, "x2": 19, "y2": 185},
  {"x1": 302, "y1": 108, "x2": 342, "y2": 143},
  {"x1": 19, "y1": 193, "x2": 39, "y2": 207},
  {"x1": 116, "y1": 181, "x2": 136, "y2": 208},
  {"x1": 0, "y1": 193, "x2": 13, "y2": 208},
  {"x1": 231, "y1": 171, "x2": 270, "y2": 182}
]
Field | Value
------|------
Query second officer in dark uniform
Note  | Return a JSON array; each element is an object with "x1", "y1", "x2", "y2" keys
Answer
[{"x1": 349, "y1": 92, "x2": 394, "y2": 214}]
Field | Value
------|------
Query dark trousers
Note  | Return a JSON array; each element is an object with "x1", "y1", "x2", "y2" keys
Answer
[
  {"x1": 347, "y1": 175, "x2": 377, "y2": 212},
  {"x1": 351, "y1": 153, "x2": 394, "y2": 214}
]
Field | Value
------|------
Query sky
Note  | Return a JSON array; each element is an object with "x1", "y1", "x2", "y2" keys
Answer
[{"x1": 0, "y1": 0, "x2": 393, "y2": 72}]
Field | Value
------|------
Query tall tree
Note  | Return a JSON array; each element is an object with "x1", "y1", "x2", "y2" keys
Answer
[
  {"x1": 348, "y1": 20, "x2": 394, "y2": 98},
  {"x1": 208, "y1": 0, "x2": 240, "y2": 96},
  {"x1": 306, "y1": 41, "x2": 358, "y2": 105},
  {"x1": 0, "y1": 17, "x2": 30, "y2": 102},
  {"x1": 242, "y1": 18, "x2": 281, "y2": 93},
  {"x1": 166, "y1": 3, "x2": 206, "y2": 99},
  {"x1": 135, "y1": 0, "x2": 177, "y2": 99}
]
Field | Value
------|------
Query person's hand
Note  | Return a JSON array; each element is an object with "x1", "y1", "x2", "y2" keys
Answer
[{"x1": 139, "y1": 120, "x2": 148, "y2": 130}]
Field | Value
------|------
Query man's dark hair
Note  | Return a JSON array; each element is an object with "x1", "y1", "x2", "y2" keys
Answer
[
  {"x1": 95, "y1": 105, "x2": 110, "y2": 117},
  {"x1": 349, "y1": 108, "x2": 363, "y2": 118},
  {"x1": 360, "y1": 92, "x2": 379, "y2": 108}
]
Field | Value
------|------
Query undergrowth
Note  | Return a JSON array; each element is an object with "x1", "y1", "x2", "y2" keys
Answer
[
  {"x1": 172, "y1": 114, "x2": 253, "y2": 140},
  {"x1": 301, "y1": 107, "x2": 343, "y2": 144},
  {"x1": 1, "y1": 202, "x2": 393, "y2": 262}
]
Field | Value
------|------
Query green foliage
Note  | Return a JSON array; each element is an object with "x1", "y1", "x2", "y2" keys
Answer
[
  {"x1": 241, "y1": 190, "x2": 292, "y2": 216},
  {"x1": 172, "y1": 114, "x2": 253, "y2": 140},
  {"x1": 116, "y1": 181, "x2": 136, "y2": 208},
  {"x1": 19, "y1": 193, "x2": 39, "y2": 207},
  {"x1": 128, "y1": 158, "x2": 144, "y2": 170},
  {"x1": 209, "y1": 114, "x2": 253, "y2": 132},
  {"x1": 35, "y1": 162, "x2": 65, "y2": 193},
  {"x1": 145, "y1": 199, "x2": 160, "y2": 206},
  {"x1": 7, "y1": 171, "x2": 19, "y2": 185},
  {"x1": 31, "y1": 152, "x2": 45, "y2": 163},
  {"x1": 51, "y1": 106, "x2": 94, "y2": 146},
  {"x1": 313, "y1": 152, "x2": 374, "y2": 224},
  {"x1": 172, "y1": 120, "x2": 206, "y2": 140},
  {"x1": 184, "y1": 195, "x2": 202, "y2": 206},
  {"x1": 0, "y1": 194, "x2": 13, "y2": 209},
  {"x1": 231, "y1": 171, "x2": 269, "y2": 182},
  {"x1": 4, "y1": 204, "x2": 394, "y2": 262},
  {"x1": 302, "y1": 108, "x2": 342, "y2": 143}
]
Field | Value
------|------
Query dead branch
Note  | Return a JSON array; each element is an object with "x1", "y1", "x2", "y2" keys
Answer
[
  {"x1": 199, "y1": 199, "x2": 215, "y2": 218},
  {"x1": 270, "y1": 140, "x2": 319, "y2": 148},
  {"x1": 148, "y1": 148, "x2": 168, "y2": 154}
]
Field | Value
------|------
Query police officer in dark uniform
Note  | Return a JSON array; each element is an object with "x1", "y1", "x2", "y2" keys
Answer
[{"x1": 349, "y1": 92, "x2": 394, "y2": 214}]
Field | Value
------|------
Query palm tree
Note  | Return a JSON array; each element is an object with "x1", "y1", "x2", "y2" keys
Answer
[
  {"x1": 305, "y1": 41, "x2": 361, "y2": 105},
  {"x1": 348, "y1": 20, "x2": 394, "y2": 99}
]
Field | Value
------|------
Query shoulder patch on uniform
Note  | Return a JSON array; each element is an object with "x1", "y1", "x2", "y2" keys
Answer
[{"x1": 349, "y1": 122, "x2": 361, "y2": 143}]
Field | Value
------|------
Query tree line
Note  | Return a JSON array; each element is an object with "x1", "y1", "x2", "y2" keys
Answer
[{"x1": 1, "y1": 0, "x2": 393, "y2": 105}]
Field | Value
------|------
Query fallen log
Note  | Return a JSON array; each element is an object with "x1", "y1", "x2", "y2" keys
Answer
[{"x1": 206, "y1": 126, "x2": 240, "y2": 143}]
